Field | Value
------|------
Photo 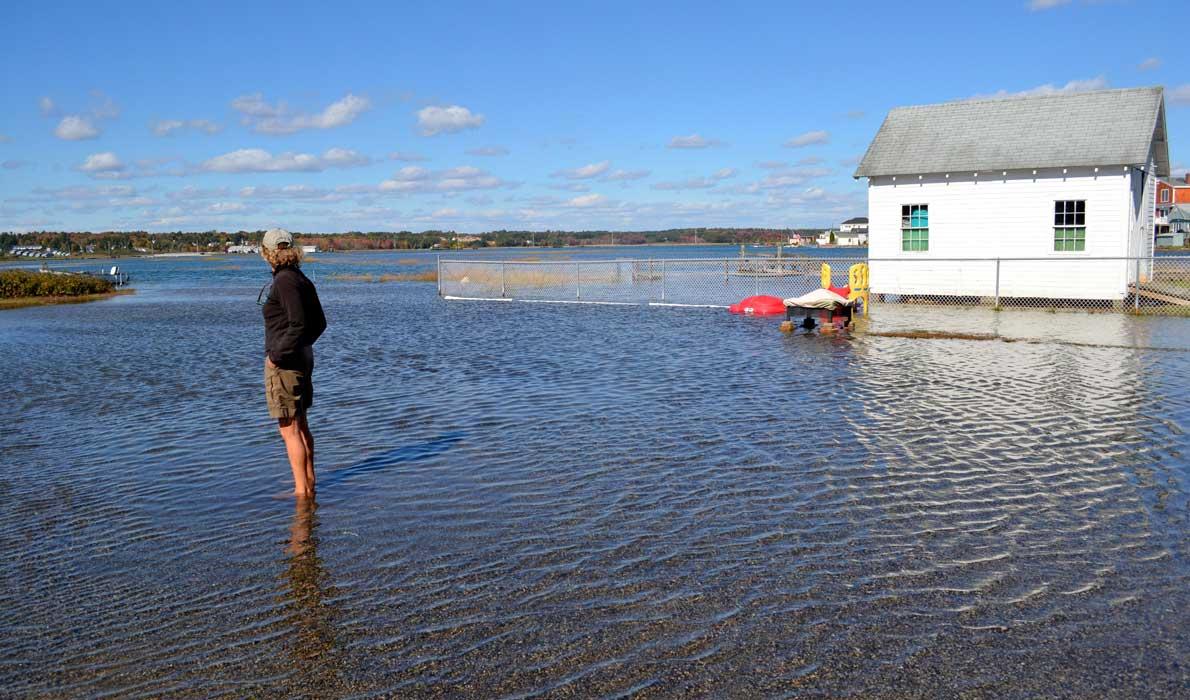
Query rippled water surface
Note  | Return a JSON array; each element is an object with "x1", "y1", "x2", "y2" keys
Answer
[{"x1": 2, "y1": 249, "x2": 1188, "y2": 698}]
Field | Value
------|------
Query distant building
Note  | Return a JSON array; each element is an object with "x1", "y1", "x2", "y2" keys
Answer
[
  {"x1": 1158, "y1": 205, "x2": 1190, "y2": 247},
  {"x1": 836, "y1": 230, "x2": 868, "y2": 246},
  {"x1": 226, "y1": 244, "x2": 260, "y2": 254},
  {"x1": 839, "y1": 217, "x2": 869, "y2": 233},
  {"x1": 300, "y1": 244, "x2": 318, "y2": 254},
  {"x1": 855, "y1": 86, "x2": 1169, "y2": 301},
  {"x1": 815, "y1": 231, "x2": 832, "y2": 246}
]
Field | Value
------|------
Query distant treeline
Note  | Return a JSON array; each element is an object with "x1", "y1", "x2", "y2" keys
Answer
[{"x1": 1, "y1": 228, "x2": 828, "y2": 255}]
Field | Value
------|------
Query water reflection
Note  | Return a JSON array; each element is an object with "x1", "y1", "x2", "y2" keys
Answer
[{"x1": 281, "y1": 499, "x2": 343, "y2": 692}]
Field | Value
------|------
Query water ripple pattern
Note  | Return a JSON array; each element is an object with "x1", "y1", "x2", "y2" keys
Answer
[{"x1": 0, "y1": 249, "x2": 1187, "y2": 698}]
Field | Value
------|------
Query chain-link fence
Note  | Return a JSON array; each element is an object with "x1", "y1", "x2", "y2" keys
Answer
[{"x1": 438, "y1": 256, "x2": 1190, "y2": 315}]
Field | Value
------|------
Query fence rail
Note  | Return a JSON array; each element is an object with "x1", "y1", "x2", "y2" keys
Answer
[{"x1": 438, "y1": 256, "x2": 1190, "y2": 315}]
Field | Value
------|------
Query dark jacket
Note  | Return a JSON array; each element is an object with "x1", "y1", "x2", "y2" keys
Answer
[{"x1": 263, "y1": 266, "x2": 326, "y2": 368}]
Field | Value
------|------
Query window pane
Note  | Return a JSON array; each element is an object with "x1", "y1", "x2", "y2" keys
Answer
[
  {"x1": 1075, "y1": 200, "x2": 1085, "y2": 213},
  {"x1": 902, "y1": 205, "x2": 910, "y2": 216},
  {"x1": 1055, "y1": 201, "x2": 1063, "y2": 214},
  {"x1": 1074, "y1": 212, "x2": 1085, "y2": 225}
]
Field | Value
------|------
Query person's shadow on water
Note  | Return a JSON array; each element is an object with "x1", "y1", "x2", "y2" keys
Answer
[{"x1": 317, "y1": 431, "x2": 466, "y2": 488}]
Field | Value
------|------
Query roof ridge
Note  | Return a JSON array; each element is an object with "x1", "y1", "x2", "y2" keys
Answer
[{"x1": 890, "y1": 85, "x2": 1163, "y2": 112}]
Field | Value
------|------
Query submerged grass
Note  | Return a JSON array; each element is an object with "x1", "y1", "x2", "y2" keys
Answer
[
  {"x1": 867, "y1": 330, "x2": 1001, "y2": 341},
  {"x1": 329, "y1": 271, "x2": 438, "y2": 283}
]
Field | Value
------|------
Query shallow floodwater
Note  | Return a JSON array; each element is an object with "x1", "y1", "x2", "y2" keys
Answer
[{"x1": 1, "y1": 248, "x2": 1187, "y2": 697}]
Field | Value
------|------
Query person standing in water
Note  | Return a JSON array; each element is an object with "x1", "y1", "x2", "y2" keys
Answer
[{"x1": 260, "y1": 229, "x2": 326, "y2": 498}]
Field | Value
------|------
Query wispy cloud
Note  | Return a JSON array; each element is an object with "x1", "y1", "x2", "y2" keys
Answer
[
  {"x1": 605, "y1": 168, "x2": 651, "y2": 182},
  {"x1": 567, "y1": 193, "x2": 607, "y2": 208},
  {"x1": 38, "y1": 96, "x2": 58, "y2": 117},
  {"x1": 1028, "y1": 0, "x2": 1071, "y2": 10},
  {"x1": 551, "y1": 160, "x2": 610, "y2": 180},
  {"x1": 1138, "y1": 57, "x2": 1162, "y2": 71},
  {"x1": 1167, "y1": 84, "x2": 1190, "y2": 105},
  {"x1": 389, "y1": 151, "x2": 428, "y2": 162},
  {"x1": 151, "y1": 119, "x2": 222, "y2": 136},
  {"x1": 466, "y1": 146, "x2": 509, "y2": 156},
  {"x1": 0, "y1": 134, "x2": 12, "y2": 144},
  {"x1": 784, "y1": 130, "x2": 830, "y2": 148},
  {"x1": 667, "y1": 134, "x2": 723, "y2": 149},
  {"x1": 651, "y1": 167, "x2": 736, "y2": 191},
  {"x1": 200, "y1": 147, "x2": 371, "y2": 173},
  {"x1": 972, "y1": 76, "x2": 1108, "y2": 100},
  {"x1": 231, "y1": 93, "x2": 372, "y2": 134},
  {"x1": 416, "y1": 105, "x2": 485, "y2": 136},
  {"x1": 379, "y1": 165, "x2": 508, "y2": 193}
]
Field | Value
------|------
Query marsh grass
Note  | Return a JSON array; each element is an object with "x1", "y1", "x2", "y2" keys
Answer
[
  {"x1": 1, "y1": 269, "x2": 115, "y2": 298},
  {"x1": 0, "y1": 289, "x2": 134, "y2": 310}
]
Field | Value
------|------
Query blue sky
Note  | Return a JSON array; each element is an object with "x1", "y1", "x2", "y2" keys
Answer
[{"x1": 1, "y1": 0, "x2": 1186, "y2": 233}]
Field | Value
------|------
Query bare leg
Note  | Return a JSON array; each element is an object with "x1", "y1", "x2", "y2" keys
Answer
[
  {"x1": 298, "y1": 415, "x2": 315, "y2": 493},
  {"x1": 278, "y1": 417, "x2": 313, "y2": 497}
]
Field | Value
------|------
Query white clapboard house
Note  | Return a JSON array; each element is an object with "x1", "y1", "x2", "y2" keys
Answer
[{"x1": 854, "y1": 87, "x2": 1170, "y2": 301}]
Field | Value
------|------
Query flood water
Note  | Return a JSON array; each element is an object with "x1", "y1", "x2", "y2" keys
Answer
[{"x1": 2, "y1": 247, "x2": 1188, "y2": 698}]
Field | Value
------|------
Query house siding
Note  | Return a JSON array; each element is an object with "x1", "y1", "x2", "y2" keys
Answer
[{"x1": 867, "y1": 166, "x2": 1134, "y2": 300}]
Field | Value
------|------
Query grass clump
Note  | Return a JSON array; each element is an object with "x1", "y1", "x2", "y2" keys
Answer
[{"x1": 0, "y1": 270, "x2": 115, "y2": 298}]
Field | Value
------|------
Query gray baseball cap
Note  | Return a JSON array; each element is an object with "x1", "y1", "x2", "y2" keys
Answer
[{"x1": 262, "y1": 228, "x2": 294, "y2": 251}]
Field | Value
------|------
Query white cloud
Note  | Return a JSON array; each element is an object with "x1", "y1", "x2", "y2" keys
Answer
[
  {"x1": 200, "y1": 147, "x2": 370, "y2": 173},
  {"x1": 605, "y1": 168, "x2": 650, "y2": 181},
  {"x1": 389, "y1": 151, "x2": 428, "y2": 162},
  {"x1": 973, "y1": 76, "x2": 1108, "y2": 100},
  {"x1": 796, "y1": 156, "x2": 824, "y2": 166},
  {"x1": 567, "y1": 193, "x2": 606, "y2": 207},
  {"x1": 39, "y1": 96, "x2": 58, "y2": 117},
  {"x1": 231, "y1": 93, "x2": 372, "y2": 134},
  {"x1": 55, "y1": 115, "x2": 100, "y2": 140},
  {"x1": 1168, "y1": 84, "x2": 1190, "y2": 105},
  {"x1": 712, "y1": 167, "x2": 737, "y2": 180},
  {"x1": 1028, "y1": 0, "x2": 1071, "y2": 10},
  {"x1": 1139, "y1": 57, "x2": 1162, "y2": 71},
  {"x1": 466, "y1": 146, "x2": 509, "y2": 156},
  {"x1": 151, "y1": 119, "x2": 222, "y2": 136},
  {"x1": 79, "y1": 152, "x2": 125, "y2": 174},
  {"x1": 668, "y1": 134, "x2": 722, "y2": 149},
  {"x1": 784, "y1": 130, "x2": 830, "y2": 148},
  {"x1": 551, "y1": 160, "x2": 610, "y2": 179},
  {"x1": 432, "y1": 207, "x2": 460, "y2": 218},
  {"x1": 416, "y1": 105, "x2": 485, "y2": 136},
  {"x1": 756, "y1": 160, "x2": 787, "y2": 170}
]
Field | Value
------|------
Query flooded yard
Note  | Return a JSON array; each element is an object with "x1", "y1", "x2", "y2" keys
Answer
[{"x1": 1, "y1": 249, "x2": 1187, "y2": 697}]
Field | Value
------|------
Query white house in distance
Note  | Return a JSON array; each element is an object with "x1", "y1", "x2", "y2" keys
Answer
[
  {"x1": 854, "y1": 87, "x2": 1169, "y2": 301},
  {"x1": 839, "y1": 216, "x2": 868, "y2": 233}
]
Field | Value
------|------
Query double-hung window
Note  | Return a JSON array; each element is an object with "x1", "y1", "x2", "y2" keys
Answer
[
  {"x1": 1054, "y1": 200, "x2": 1086, "y2": 252},
  {"x1": 901, "y1": 204, "x2": 928, "y2": 251},
  {"x1": 1160, "y1": 189, "x2": 1171, "y2": 204}
]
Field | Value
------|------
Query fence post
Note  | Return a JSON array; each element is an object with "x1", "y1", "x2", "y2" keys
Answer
[
  {"x1": 754, "y1": 259, "x2": 759, "y2": 297},
  {"x1": 661, "y1": 259, "x2": 666, "y2": 301},
  {"x1": 436, "y1": 255, "x2": 442, "y2": 297},
  {"x1": 993, "y1": 258, "x2": 1000, "y2": 308},
  {"x1": 576, "y1": 262, "x2": 581, "y2": 299},
  {"x1": 1134, "y1": 257, "x2": 1141, "y2": 311},
  {"x1": 500, "y1": 262, "x2": 506, "y2": 298}
]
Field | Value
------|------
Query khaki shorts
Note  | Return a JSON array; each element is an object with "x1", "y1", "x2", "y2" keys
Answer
[{"x1": 264, "y1": 347, "x2": 314, "y2": 420}]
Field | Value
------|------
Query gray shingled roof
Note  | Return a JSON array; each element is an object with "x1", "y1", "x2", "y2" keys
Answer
[{"x1": 855, "y1": 87, "x2": 1169, "y2": 178}]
